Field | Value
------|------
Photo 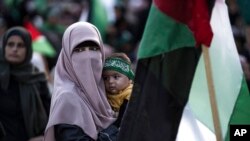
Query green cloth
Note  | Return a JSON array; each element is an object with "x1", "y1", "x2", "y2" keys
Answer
[
  {"x1": 90, "y1": 0, "x2": 108, "y2": 40},
  {"x1": 103, "y1": 57, "x2": 134, "y2": 80}
]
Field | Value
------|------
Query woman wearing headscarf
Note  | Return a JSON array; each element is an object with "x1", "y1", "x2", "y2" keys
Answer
[
  {"x1": 0, "y1": 27, "x2": 51, "y2": 141},
  {"x1": 44, "y1": 22, "x2": 118, "y2": 141}
]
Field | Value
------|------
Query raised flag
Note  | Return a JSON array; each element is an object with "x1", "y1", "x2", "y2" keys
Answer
[
  {"x1": 187, "y1": 0, "x2": 250, "y2": 140},
  {"x1": 117, "y1": 0, "x2": 214, "y2": 140}
]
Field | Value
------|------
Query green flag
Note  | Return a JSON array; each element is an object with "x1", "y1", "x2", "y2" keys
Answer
[{"x1": 89, "y1": 0, "x2": 108, "y2": 40}]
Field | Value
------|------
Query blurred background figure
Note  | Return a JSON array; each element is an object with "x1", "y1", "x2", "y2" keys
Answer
[
  {"x1": 31, "y1": 52, "x2": 54, "y2": 94},
  {"x1": 0, "y1": 16, "x2": 7, "y2": 45},
  {"x1": 0, "y1": 27, "x2": 51, "y2": 141},
  {"x1": 227, "y1": 0, "x2": 250, "y2": 89}
]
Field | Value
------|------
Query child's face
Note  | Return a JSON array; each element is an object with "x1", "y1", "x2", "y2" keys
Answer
[{"x1": 103, "y1": 70, "x2": 132, "y2": 94}]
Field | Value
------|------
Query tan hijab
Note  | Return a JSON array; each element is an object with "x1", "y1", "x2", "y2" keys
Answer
[{"x1": 44, "y1": 22, "x2": 116, "y2": 140}]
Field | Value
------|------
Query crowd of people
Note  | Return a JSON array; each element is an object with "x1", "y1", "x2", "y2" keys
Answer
[
  {"x1": 227, "y1": 0, "x2": 250, "y2": 88},
  {"x1": 0, "y1": 0, "x2": 151, "y2": 71},
  {"x1": 0, "y1": 0, "x2": 250, "y2": 141}
]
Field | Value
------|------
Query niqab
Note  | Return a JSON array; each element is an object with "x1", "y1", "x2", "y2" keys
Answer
[{"x1": 45, "y1": 22, "x2": 116, "y2": 140}]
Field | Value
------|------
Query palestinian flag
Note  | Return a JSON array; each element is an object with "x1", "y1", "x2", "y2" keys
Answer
[
  {"x1": 187, "y1": 0, "x2": 250, "y2": 140},
  {"x1": 117, "y1": 0, "x2": 214, "y2": 140},
  {"x1": 24, "y1": 22, "x2": 56, "y2": 57}
]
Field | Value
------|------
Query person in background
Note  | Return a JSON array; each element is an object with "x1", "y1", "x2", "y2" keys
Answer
[
  {"x1": 102, "y1": 53, "x2": 134, "y2": 127},
  {"x1": 0, "y1": 27, "x2": 51, "y2": 141},
  {"x1": 0, "y1": 121, "x2": 5, "y2": 141},
  {"x1": 0, "y1": 16, "x2": 7, "y2": 45},
  {"x1": 44, "y1": 22, "x2": 118, "y2": 141}
]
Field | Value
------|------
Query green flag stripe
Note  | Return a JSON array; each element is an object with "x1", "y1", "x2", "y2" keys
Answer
[
  {"x1": 138, "y1": 4, "x2": 195, "y2": 59},
  {"x1": 32, "y1": 37, "x2": 56, "y2": 57},
  {"x1": 229, "y1": 77, "x2": 250, "y2": 123},
  {"x1": 225, "y1": 77, "x2": 250, "y2": 141}
]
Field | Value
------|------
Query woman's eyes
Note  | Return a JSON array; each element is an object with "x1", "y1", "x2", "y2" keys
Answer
[
  {"x1": 7, "y1": 42, "x2": 25, "y2": 48},
  {"x1": 73, "y1": 46, "x2": 100, "y2": 52},
  {"x1": 90, "y1": 47, "x2": 100, "y2": 51},
  {"x1": 73, "y1": 48, "x2": 84, "y2": 52}
]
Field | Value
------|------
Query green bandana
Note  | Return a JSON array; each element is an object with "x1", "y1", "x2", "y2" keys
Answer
[{"x1": 103, "y1": 57, "x2": 134, "y2": 80}]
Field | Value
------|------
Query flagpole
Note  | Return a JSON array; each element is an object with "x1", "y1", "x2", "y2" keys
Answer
[{"x1": 202, "y1": 45, "x2": 223, "y2": 141}]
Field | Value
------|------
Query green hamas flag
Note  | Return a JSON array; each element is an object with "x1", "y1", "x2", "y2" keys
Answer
[
  {"x1": 89, "y1": 0, "x2": 108, "y2": 40},
  {"x1": 117, "y1": 0, "x2": 214, "y2": 141}
]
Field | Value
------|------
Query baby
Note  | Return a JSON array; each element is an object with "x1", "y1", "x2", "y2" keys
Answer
[{"x1": 102, "y1": 53, "x2": 134, "y2": 127}]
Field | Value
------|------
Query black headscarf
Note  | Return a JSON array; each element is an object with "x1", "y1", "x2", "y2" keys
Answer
[{"x1": 0, "y1": 27, "x2": 48, "y2": 138}]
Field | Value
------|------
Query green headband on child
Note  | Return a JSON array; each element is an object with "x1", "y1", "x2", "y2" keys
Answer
[{"x1": 103, "y1": 57, "x2": 134, "y2": 80}]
